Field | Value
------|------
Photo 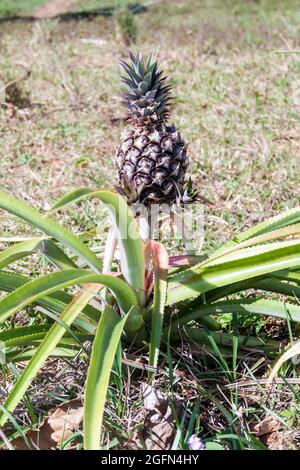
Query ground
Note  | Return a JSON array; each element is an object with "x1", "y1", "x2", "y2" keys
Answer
[{"x1": 0, "y1": 0, "x2": 299, "y2": 450}]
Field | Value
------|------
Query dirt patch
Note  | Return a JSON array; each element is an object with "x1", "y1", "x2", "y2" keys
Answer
[{"x1": 33, "y1": 0, "x2": 78, "y2": 19}]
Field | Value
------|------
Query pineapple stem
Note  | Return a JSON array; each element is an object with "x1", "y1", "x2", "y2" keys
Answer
[
  {"x1": 138, "y1": 205, "x2": 160, "y2": 242},
  {"x1": 139, "y1": 214, "x2": 151, "y2": 242}
]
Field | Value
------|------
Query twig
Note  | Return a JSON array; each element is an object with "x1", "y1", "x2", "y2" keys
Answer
[
  {"x1": 225, "y1": 378, "x2": 300, "y2": 389},
  {"x1": 0, "y1": 429, "x2": 14, "y2": 450}
]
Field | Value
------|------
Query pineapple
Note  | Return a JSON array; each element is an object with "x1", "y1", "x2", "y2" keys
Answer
[{"x1": 115, "y1": 52, "x2": 189, "y2": 206}]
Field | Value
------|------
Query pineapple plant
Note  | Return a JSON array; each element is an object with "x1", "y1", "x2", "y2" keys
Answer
[{"x1": 115, "y1": 52, "x2": 189, "y2": 206}]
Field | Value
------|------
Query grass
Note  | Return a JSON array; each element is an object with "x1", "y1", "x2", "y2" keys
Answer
[
  {"x1": 0, "y1": 0, "x2": 300, "y2": 450},
  {"x1": 0, "y1": 0, "x2": 45, "y2": 17}
]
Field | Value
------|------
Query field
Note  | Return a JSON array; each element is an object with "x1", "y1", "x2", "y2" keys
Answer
[{"x1": 0, "y1": 0, "x2": 300, "y2": 450}]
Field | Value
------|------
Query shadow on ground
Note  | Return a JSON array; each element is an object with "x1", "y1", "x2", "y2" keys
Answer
[{"x1": 0, "y1": 3, "x2": 146, "y2": 24}]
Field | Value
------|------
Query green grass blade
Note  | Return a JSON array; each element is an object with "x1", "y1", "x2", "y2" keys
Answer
[
  {"x1": 267, "y1": 339, "x2": 300, "y2": 387},
  {"x1": 84, "y1": 306, "x2": 129, "y2": 450},
  {"x1": 0, "y1": 191, "x2": 101, "y2": 272}
]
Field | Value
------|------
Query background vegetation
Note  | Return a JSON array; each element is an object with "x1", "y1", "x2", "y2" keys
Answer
[{"x1": 0, "y1": 0, "x2": 299, "y2": 450}]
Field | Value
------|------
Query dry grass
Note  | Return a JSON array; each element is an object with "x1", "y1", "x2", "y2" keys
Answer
[{"x1": 0, "y1": 0, "x2": 299, "y2": 246}]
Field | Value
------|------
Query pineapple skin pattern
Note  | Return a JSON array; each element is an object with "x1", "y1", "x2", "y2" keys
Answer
[
  {"x1": 116, "y1": 123, "x2": 188, "y2": 205},
  {"x1": 115, "y1": 53, "x2": 189, "y2": 206}
]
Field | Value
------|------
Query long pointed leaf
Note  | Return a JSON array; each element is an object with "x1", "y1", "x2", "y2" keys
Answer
[
  {"x1": 5, "y1": 346, "x2": 79, "y2": 363},
  {"x1": 183, "y1": 327, "x2": 280, "y2": 352},
  {"x1": 202, "y1": 223, "x2": 300, "y2": 268},
  {"x1": 0, "y1": 238, "x2": 46, "y2": 269},
  {"x1": 84, "y1": 306, "x2": 128, "y2": 450},
  {"x1": 168, "y1": 299, "x2": 300, "y2": 333},
  {"x1": 267, "y1": 339, "x2": 300, "y2": 387},
  {"x1": 0, "y1": 269, "x2": 144, "y2": 338},
  {"x1": 168, "y1": 240, "x2": 300, "y2": 305},
  {"x1": 48, "y1": 188, "x2": 145, "y2": 305},
  {"x1": 0, "y1": 191, "x2": 101, "y2": 272},
  {"x1": 184, "y1": 276, "x2": 300, "y2": 308},
  {"x1": 0, "y1": 325, "x2": 91, "y2": 349},
  {"x1": 0, "y1": 270, "x2": 101, "y2": 325},
  {"x1": 213, "y1": 206, "x2": 300, "y2": 257},
  {"x1": 39, "y1": 239, "x2": 77, "y2": 269},
  {"x1": 0, "y1": 283, "x2": 101, "y2": 427}
]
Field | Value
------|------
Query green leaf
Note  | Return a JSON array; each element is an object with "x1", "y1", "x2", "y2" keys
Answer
[
  {"x1": 182, "y1": 327, "x2": 280, "y2": 352},
  {"x1": 0, "y1": 325, "x2": 91, "y2": 349},
  {"x1": 254, "y1": 277, "x2": 300, "y2": 299},
  {"x1": 203, "y1": 223, "x2": 300, "y2": 267},
  {"x1": 39, "y1": 239, "x2": 77, "y2": 269},
  {"x1": 0, "y1": 269, "x2": 144, "y2": 338},
  {"x1": 213, "y1": 206, "x2": 300, "y2": 256},
  {"x1": 0, "y1": 324, "x2": 50, "y2": 347},
  {"x1": 49, "y1": 188, "x2": 146, "y2": 305},
  {"x1": 185, "y1": 276, "x2": 300, "y2": 308},
  {"x1": 0, "y1": 237, "x2": 46, "y2": 269},
  {"x1": 84, "y1": 306, "x2": 129, "y2": 450},
  {"x1": 0, "y1": 237, "x2": 76, "y2": 272},
  {"x1": 167, "y1": 239, "x2": 300, "y2": 305},
  {"x1": 267, "y1": 339, "x2": 300, "y2": 387},
  {"x1": 0, "y1": 283, "x2": 105, "y2": 427},
  {"x1": 0, "y1": 270, "x2": 101, "y2": 327},
  {"x1": 168, "y1": 298, "x2": 300, "y2": 332},
  {"x1": 0, "y1": 191, "x2": 101, "y2": 272},
  {"x1": 0, "y1": 235, "x2": 50, "y2": 243},
  {"x1": 6, "y1": 346, "x2": 79, "y2": 363},
  {"x1": 273, "y1": 269, "x2": 300, "y2": 284},
  {"x1": 48, "y1": 187, "x2": 95, "y2": 213},
  {"x1": 205, "y1": 442, "x2": 225, "y2": 451}
]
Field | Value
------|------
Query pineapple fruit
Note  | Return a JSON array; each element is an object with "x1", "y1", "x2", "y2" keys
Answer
[{"x1": 115, "y1": 52, "x2": 189, "y2": 206}]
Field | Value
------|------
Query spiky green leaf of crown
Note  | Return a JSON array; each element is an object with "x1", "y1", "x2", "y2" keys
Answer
[{"x1": 120, "y1": 52, "x2": 172, "y2": 122}]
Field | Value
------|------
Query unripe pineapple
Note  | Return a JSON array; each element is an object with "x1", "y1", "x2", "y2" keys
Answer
[{"x1": 115, "y1": 52, "x2": 189, "y2": 206}]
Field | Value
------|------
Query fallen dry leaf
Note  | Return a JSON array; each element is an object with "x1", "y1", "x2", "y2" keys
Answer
[
  {"x1": 143, "y1": 383, "x2": 168, "y2": 412},
  {"x1": 47, "y1": 401, "x2": 83, "y2": 443},
  {"x1": 141, "y1": 384, "x2": 175, "y2": 450},
  {"x1": 9, "y1": 398, "x2": 83, "y2": 450},
  {"x1": 253, "y1": 415, "x2": 281, "y2": 437},
  {"x1": 264, "y1": 433, "x2": 285, "y2": 450}
]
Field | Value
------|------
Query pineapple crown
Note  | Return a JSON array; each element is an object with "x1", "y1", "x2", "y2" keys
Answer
[{"x1": 120, "y1": 52, "x2": 172, "y2": 123}]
